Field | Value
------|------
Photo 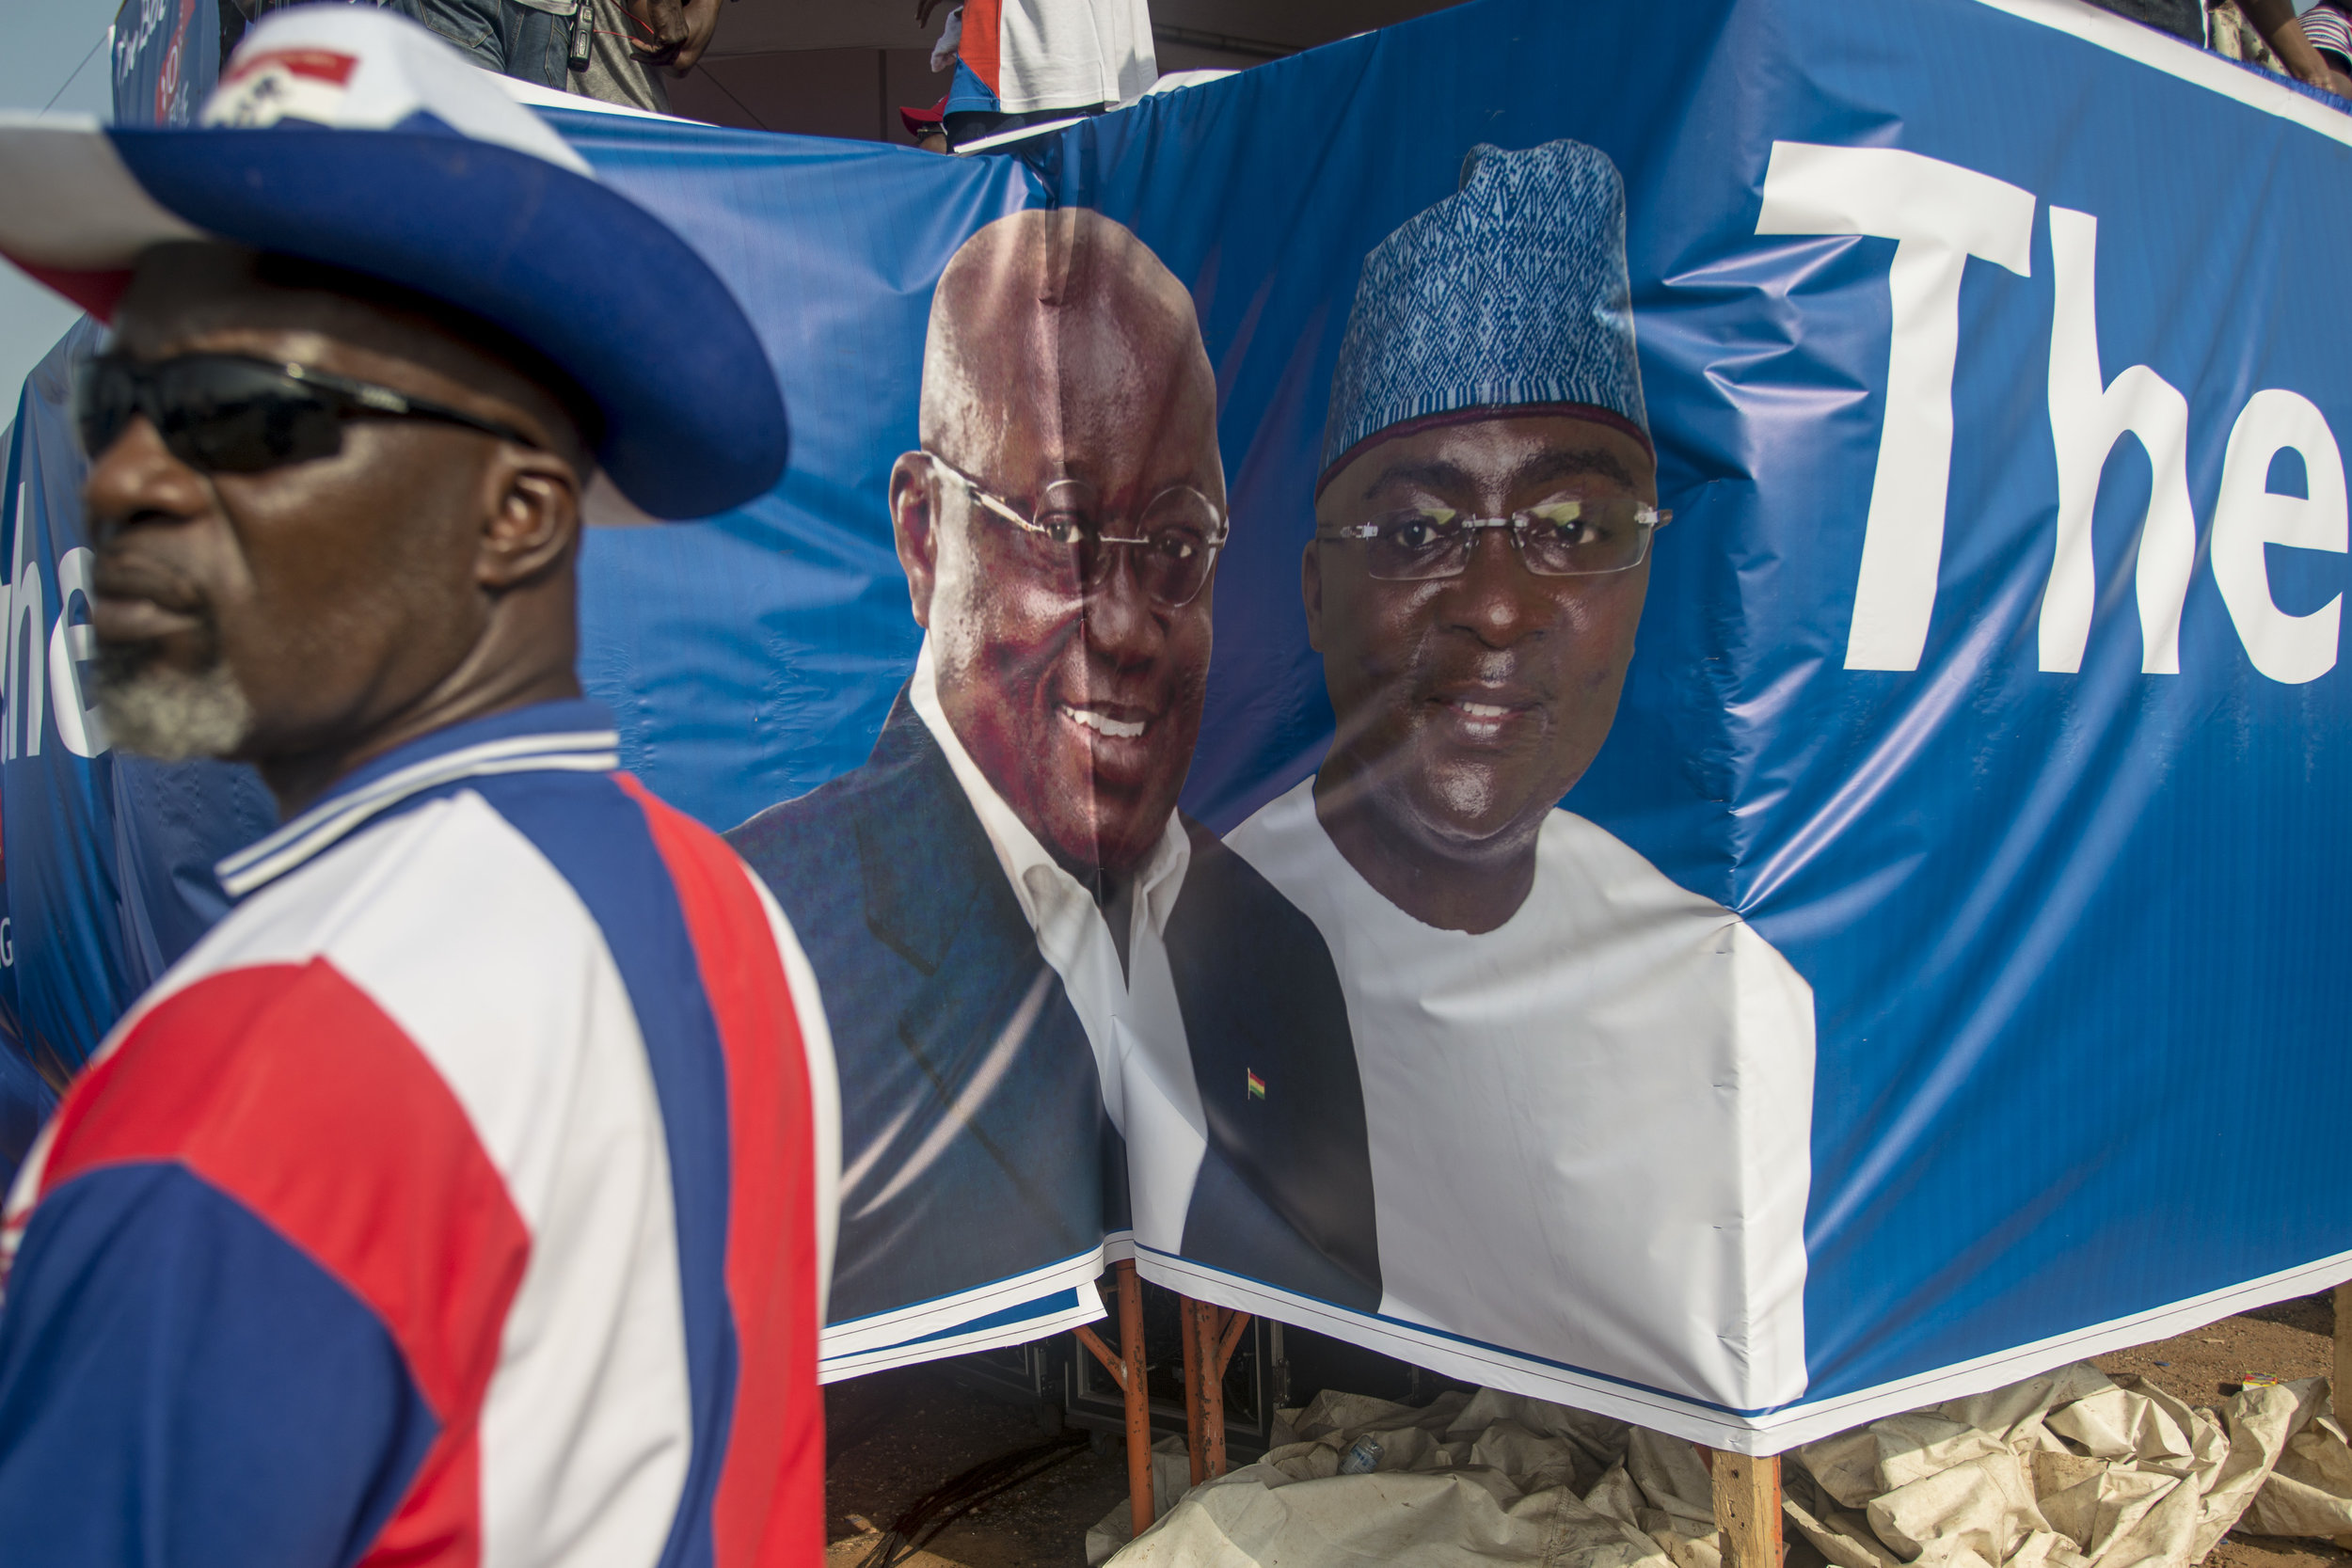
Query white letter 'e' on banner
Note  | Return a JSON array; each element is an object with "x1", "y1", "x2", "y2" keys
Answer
[{"x1": 2213, "y1": 388, "x2": 2346, "y2": 686}]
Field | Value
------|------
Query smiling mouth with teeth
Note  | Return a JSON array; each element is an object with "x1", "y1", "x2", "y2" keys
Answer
[
  {"x1": 1454, "y1": 701, "x2": 1513, "y2": 719},
  {"x1": 1061, "y1": 704, "x2": 1147, "y2": 739}
]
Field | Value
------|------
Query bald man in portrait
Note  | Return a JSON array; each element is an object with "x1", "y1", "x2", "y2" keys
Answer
[{"x1": 728, "y1": 208, "x2": 1379, "y2": 1333}]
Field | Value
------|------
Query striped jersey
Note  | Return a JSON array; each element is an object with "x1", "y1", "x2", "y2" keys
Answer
[
  {"x1": 2304, "y1": 2, "x2": 2352, "y2": 67},
  {"x1": 0, "y1": 701, "x2": 840, "y2": 1568}
]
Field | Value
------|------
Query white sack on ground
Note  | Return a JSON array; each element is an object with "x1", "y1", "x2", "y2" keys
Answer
[
  {"x1": 1104, "y1": 1367, "x2": 2352, "y2": 1568},
  {"x1": 1101, "y1": 1386, "x2": 1701, "y2": 1568},
  {"x1": 1785, "y1": 1366, "x2": 2338, "y2": 1568}
]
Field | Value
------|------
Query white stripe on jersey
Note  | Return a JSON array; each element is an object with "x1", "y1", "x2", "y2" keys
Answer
[
  {"x1": 216, "y1": 731, "x2": 620, "y2": 896},
  {"x1": 2307, "y1": 5, "x2": 2352, "y2": 58},
  {"x1": 745, "y1": 868, "x2": 841, "y2": 1321},
  {"x1": 133, "y1": 790, "x2": 693, "y2": 1568}
]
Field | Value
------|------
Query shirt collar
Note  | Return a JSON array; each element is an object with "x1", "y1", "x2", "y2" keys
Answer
[
  {"x1": 907, "y1": 640, "x2": 1190, "y2": 946},
  {"x1": 215, "y1": 698, "x2": 621, "y2": 901}
]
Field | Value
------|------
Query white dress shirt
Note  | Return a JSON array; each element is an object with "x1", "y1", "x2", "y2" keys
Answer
[
  {"x1": 1227, "y1": 777, "x2": 1817, "y2": 1410},
  {"x1": 908, "y1": 641, "x2": 1207, "y2": 1252}
]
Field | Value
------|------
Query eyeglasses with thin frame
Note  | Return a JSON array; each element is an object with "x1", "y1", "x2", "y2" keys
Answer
[
  {"x1": 75, "y1": 351, "x2": 543, "y2": 476},
  {"x1": 922, "y1": 451, "x2": 1230, "y2": 609},
  {"x1": 1319, "y1": 499, "x2": 1670, "y2": 582}
]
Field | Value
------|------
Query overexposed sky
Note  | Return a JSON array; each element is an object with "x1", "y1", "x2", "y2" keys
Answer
[{"x1": 1, "y1": 0, "x2": 122, "y2": 404}]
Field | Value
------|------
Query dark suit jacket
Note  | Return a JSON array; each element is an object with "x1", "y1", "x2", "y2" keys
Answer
[
  {"x1": 1168, "y1": 819, "x2": 1382, "y2": 1311},
  {"x1": 727, "y1": 690, "x2": 1379, "y2": 1328}
]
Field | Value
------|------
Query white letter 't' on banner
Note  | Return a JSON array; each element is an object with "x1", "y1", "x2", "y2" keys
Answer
[{"x1": 1757, "y1": 142, "x2": 2034, "y2": 673}]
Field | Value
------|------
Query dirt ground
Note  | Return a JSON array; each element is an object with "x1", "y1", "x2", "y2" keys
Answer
[
  {"x1": 823, "y1": 1295, "x2": 2351, "y2": 1568},
  {"x1": 824, "y1": 1362, "x2": 1133, "y2": 1568}
]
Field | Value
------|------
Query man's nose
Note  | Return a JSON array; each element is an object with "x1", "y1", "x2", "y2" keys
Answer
[
  {"x1": 1080, "y1": 546, "x2": 1165, "y2": 666},
  {"x1": 1439, "y1": 526, "x2": 1555, "y2": 646},
  {"x1": 82, "y1": 417, "x2": 210, "y2": 546}
]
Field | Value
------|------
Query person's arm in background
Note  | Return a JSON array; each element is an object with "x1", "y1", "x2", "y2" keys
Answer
[
  {"x1": 622, "y1": 0, "x2": 723, "y2": 72},
  {"x1": 2243, "y1": 0, "x2": 2352, "y2": 96}
]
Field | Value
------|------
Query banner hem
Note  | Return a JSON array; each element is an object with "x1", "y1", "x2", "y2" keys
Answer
[{"x1": 1139, "y1": 1246, "x2": 2352, "y2": 1454}]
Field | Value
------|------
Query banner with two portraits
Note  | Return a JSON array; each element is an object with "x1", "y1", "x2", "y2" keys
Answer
[{"x1": 13, "y1": 0, "x2": 2352, "y2": 1448}]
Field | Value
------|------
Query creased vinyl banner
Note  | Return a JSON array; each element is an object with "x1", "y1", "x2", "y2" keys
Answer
[
  {"x1": 0, "y1": 322, "x2": 278, "y2": 1173},
  {"x1": 9, "y1": 0, "x2": 2352, "y2": 1451},
  {"x1": 111, "y1": 0, "x2": 222, "y2": 130}
]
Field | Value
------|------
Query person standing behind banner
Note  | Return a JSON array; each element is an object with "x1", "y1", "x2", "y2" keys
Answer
[
  {"x1": 0, "y1": 9, "x2": 834, "y2": 1561},
  {"x1": 1215, "y1": 139, "x2": 1817, "y2": 1413},
  {"x1": 2289, "y1": 0, "x2": 2352, "y2": 90},
  {"x1": 919, "y1": 0, "x2": 1156, "y2": 148},
  {"x1": 224, "y1": 0, "x2": 720, "y2": 103}
]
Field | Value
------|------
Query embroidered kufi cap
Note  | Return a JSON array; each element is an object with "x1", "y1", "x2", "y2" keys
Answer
[{"x1": 1320, "y1": 138, "x2": 1648, "y2": 489}]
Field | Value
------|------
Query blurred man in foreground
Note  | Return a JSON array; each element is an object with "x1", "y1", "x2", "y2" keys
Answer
[
  {"x1": 0, "y1": 10, "x2": 835, "y2": 1561},
  {"x1": 1226, "y1": 139, "x2": 1818, "y2": 1411},
  {"x1": 730, "y1": 207, "x2": 1378, "y2": 1354}
]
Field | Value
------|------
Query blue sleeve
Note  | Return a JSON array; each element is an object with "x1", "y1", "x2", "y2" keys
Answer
[
  {"x1": 0, "y1": 1164, "x2": 440, "y2": 1568},
  {"x1": 0, "y1": 1045, "x2": 55, "y2": 1189}
]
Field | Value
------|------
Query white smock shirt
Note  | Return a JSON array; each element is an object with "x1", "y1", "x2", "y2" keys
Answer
[
  {"x1": 984, "y1": 0, "x2": 1157, "y2": 114},
  {"x1": 908, "y1": 640, "x2": 1208, "y2": 1254},
  {"x1": 1226, "y1": 776, "x2": 1816, "y2": 1411}
]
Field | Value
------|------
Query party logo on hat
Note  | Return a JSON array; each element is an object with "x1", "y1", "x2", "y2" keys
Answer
[
  {"x1": 206, "y1": 48, "x2": 360, "y2": 128},
  {"x1": 0, "y1": 3, "x2": 787, "y2": 520}
]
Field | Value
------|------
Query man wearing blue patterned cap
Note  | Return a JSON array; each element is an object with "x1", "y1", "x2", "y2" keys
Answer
[{"x1": 1222, "y1": 140, "x2": 1819, "y2": 1414}]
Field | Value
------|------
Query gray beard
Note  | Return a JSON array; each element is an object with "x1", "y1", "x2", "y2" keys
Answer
[{"x1": 94, "y1": 657, "x2": 255, "y2": 763}]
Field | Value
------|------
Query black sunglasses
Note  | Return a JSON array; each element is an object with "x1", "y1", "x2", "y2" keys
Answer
[{"x1": 74, "y1": 351, "x2": 541, "y2": 475}]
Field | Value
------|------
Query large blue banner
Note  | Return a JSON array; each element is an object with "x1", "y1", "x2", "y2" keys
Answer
[
  {"x1": 13, "y1": 0, "x2": 2352, "y2": 1449},
  {"x1": 0, "y1": 322, "x2": 278, "y2": 1169},
  {"x1": 111, "y1": 0, "x2": 222, "y2": 129}
]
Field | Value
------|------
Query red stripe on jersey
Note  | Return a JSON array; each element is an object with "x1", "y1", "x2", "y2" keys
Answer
[
  {"x1": 618, "y1": 775, "x2": 823, "y2": 1568},
  {"x1": 961, "y1": 0, "x2": 1003, "y2": 99},
  {"x1": 37, "y1": 960, "x2": 528, "y2": 1567}
]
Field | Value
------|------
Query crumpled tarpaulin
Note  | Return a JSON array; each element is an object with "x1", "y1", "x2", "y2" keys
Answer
[
  {"x1": 1095, "y1": 1386, "x2": 1724, "y2": 1568},
  {"x1": 1101, "y1": 1367, "x2": 2352, "y2": 1568}
]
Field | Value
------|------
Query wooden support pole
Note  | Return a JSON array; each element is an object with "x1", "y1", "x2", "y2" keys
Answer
[
  {"x1": 1180, "y1": 1298, "x2": 1207, "y2": 1485},
  {"x1": 1217, "y1": 1307, "x2": 1250, "y2": 1375},
  {"x1": 1117, "y1": 1261, "x2": 1153, "y2": 1541},
  {"x1": 1193, "y1": 1300, "x2": 1228, "y2": 1480},
  {"x1": 1177, "y1": 1300, "x2": 1254, "y2": 1481},
  {"x1": 1074, "y1": 1264, "x2": 1157, "y2": 1542},
  {"x1": 1714, "y1": 1451, "x2": 1783, "y2": 1568},
  {"x1": 2335, "y1": 1282, "x2": 2352, "y2": 1417},
  {"x1": 1073, "y1": 1323, "x2": 1122, "y2": 1383}
]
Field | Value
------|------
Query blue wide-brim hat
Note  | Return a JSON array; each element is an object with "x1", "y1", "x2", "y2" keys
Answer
[
  {"x1": 0, "y1": 6, "x2": 785, "y2": 521},
  {"x1": 1320, "y1": 139, "x2": 1648, "y2": 492}
]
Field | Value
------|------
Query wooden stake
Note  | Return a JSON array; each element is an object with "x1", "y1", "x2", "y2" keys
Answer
[
  {"x1": 1117, "y1": 1261, "x2": 1152, "y2": 1539},
  {"x1": 1195, "y1": 1302, "x2": 1227, "y2": 1479},
  {"x1": 1176, "y1": 1297, "x2": 1252, "y2": 1481},
  {"x1": 1180, "y1": 1298, "x2": 1207, "y2": 1486},
  {"x1": 1075, "y1": 1261, "x2": 1157, "y2": 1542},
  {"x1": 2334, "y1": 1281, "x2": 2352, "y2": 1419},
  {"x1": 1715, "y1": 1450, "x2": 1783, "y2": 1568}
]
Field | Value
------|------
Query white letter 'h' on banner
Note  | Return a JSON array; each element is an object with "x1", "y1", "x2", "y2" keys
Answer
[
  {"x1": 1757, "y1": 142, "x2": 2036, "y2": 673},
  {"x1": 2041, "y1": 206, "x2": 2198, "y2": 675}
]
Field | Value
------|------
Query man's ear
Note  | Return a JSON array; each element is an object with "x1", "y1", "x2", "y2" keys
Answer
[
  {"x1": 890, "y1": 451, "x2": 939, "y2": 630},
  {"x1": 478, "y1": 448, "x2": 581, "y2": 590},
  {"x1": 1301, "y1": 536, "x2": 1326, "y2": 654}
]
